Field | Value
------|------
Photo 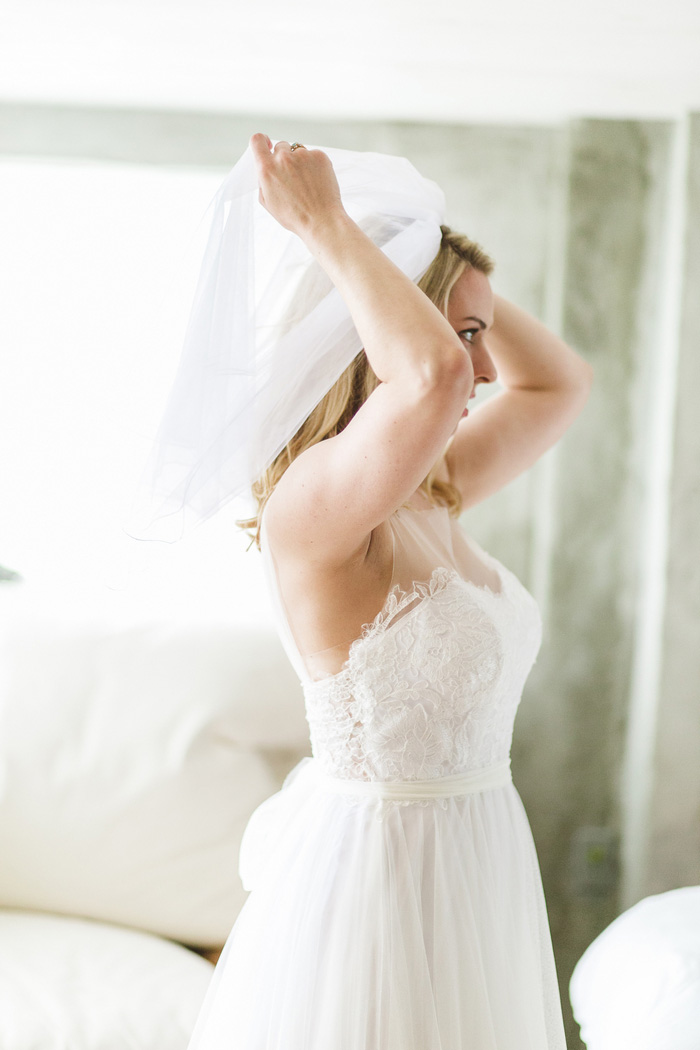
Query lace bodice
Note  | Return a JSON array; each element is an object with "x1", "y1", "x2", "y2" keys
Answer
[{"x1": 261, "y1": 506, "x2": 542, "y2": 783}]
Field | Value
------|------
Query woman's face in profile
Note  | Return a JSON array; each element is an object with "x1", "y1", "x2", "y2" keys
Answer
[
  {"x1": 447, "y1": 267, "x2": 498, "y2": 394},
  {"x1": 446, "y1": 268, "x2": 498, "y2": 428}
]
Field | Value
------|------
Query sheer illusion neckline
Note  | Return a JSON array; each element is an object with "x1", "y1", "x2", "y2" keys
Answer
[
  {"x1": 304, "y1": 556, "x2": 510, "y2": 687},
  {"x1": 393, "y1": 502, "x2": 505, "y2": 598},
  {"x1": 261, "y1": 501, "x2": 509, "y2": 685}
]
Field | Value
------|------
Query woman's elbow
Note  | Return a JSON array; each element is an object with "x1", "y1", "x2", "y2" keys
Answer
[{"x1": 422, "y1": 342, "x2": 472, "y2": 398}]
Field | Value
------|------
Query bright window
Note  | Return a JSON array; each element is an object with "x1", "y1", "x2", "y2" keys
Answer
[{"x1": 0, "y1": 157, "x2": 271, "y2": 622}]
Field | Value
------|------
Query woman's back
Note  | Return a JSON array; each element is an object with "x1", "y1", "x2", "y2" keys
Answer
[{"x1": 261, "y1": 449, "x2": 503, "y2": 680}]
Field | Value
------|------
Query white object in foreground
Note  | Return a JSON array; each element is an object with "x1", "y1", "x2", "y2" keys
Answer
[{"x1": 570, "y1": 886, "x2": 700, "y2": 1050}]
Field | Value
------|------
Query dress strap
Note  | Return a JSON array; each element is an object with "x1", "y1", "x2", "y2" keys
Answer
[{"x1": 387, "y1": 515, "x2": 397, "y2": 592}]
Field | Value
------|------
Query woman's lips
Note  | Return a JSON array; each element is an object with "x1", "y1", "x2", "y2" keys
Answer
[{"x1": 461, "y1": 390, "x2": 476, "y2": 417}]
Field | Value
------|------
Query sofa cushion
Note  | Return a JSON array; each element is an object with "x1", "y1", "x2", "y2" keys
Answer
[
  {"x1": 0, "y1": 909, "x2": 213, "y2": 1049},
  {"x1": 0, "y1": 589, "x2": 310, "y2": 946}
]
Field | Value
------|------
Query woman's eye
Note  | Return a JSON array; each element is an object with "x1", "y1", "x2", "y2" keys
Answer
[{"x1": 460, "y1": 329, "x2": 479, "y2": 344}]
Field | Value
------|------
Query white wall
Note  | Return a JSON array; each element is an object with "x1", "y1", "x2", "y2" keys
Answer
[{"x1": 0, "y1": 0, "x2": 699, "y2": 123}]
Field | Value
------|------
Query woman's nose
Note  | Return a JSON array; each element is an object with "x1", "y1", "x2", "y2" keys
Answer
[{"x1": 472, "y1": 343, "x2": 498, "y2": 386}]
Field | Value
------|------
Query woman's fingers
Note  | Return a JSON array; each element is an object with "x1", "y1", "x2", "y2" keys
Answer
[
  {"x1": 248, "y1": 133, "x2": 344, "y2": 236},
  {"x1": 249, "y1": 132, "x2": 271, "y2": 152},
  {"x1": 250, "y1": 134, "x2": 298, "y2": 159},
  {"x1": 249, "y1": 133, "x2": 273, "y2": 168}
]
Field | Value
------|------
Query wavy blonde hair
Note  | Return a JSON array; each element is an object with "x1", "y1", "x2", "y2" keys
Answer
[{"x1": 238, "y1": 225, "x2": 494, "y2": 548}]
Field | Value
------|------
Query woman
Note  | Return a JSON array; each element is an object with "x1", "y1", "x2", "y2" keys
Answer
[{"x1": 152, "y1": 135, "x2": 593, "y2": 1049}]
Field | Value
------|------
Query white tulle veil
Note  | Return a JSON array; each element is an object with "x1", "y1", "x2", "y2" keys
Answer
[{"x1": 126, "y1": 143, "x2": 446, "y2": 542}]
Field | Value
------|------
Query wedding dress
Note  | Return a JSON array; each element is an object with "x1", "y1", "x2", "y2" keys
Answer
[{"x1": 186, "y1": 501, "x2": 567, "y2": 1049}]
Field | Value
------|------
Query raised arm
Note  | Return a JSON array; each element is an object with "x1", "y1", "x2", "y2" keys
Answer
[
  {"x1": 445, "y1": 289, "x2": 594, "y2": 509},
  {"x1": 250, "y1": 135, "x2": 473, "y2": 563}
]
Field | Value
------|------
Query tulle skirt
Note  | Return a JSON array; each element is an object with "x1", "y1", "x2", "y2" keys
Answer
[{"x1": 186, "y1": 759, "x2": 566, "y2": 1050}]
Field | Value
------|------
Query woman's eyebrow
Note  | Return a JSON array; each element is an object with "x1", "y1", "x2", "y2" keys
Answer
[{"x1": 462, "y1": 316, "x2": 487, "y2": 329}]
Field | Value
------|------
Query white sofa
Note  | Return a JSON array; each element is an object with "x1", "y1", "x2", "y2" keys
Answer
[{"x1": 0, "y1": 581, "x2": 310, "y2": 1049}]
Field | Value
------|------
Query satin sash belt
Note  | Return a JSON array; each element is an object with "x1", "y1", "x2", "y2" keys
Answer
[{"x1": 319, "y1": 758, "x2": 512, "y2": 800}]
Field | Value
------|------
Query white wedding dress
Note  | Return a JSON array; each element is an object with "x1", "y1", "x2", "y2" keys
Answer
[{"x1": 186, "y1": 502, "x2": 567, "y2": 1049}]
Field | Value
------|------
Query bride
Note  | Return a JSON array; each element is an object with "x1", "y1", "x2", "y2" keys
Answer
[{"x1": 141, "y1": 133, "x2": 593, "y2": 1049}]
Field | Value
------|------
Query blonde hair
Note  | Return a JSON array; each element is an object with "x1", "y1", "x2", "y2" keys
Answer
[{"x1": 238, "y1": 225, "x2": 494, "y2": 548}]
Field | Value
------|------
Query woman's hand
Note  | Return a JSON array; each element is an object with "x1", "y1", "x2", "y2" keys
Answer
[{"x1": 249, "y1": 134, "x2": 347, "y2": 239}]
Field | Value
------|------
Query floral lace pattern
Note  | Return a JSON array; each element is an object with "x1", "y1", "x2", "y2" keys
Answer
[{"x1": 303, "y1": 561, "x2": 543, "y2": 782}]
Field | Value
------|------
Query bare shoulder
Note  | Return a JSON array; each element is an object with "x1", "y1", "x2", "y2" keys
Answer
[
  {"x1": 262, "y1": 443, "x2": 373, "y2": 569},
  {"x1": 263, "y1": 462, "x2": 396, "y2": 659}
]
